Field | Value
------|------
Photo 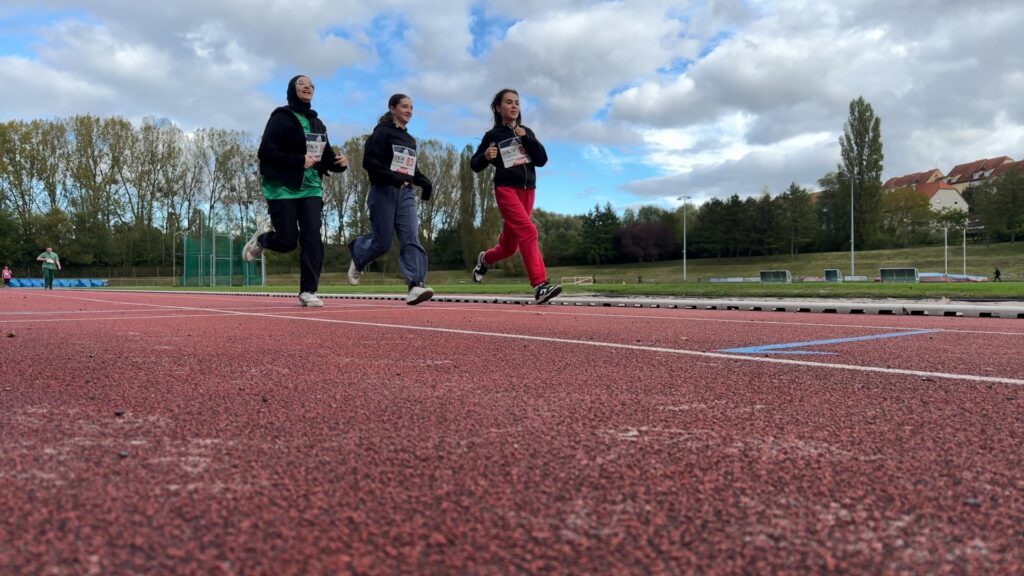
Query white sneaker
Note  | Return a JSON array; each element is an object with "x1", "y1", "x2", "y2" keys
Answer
[
  {"x1": 242, "y1": 230, "x2": 265, "y2": 262},
  {"x1": 298, "y1": 292, "x2": 324, "y2": 307},
  {"x1": 405, "y1": 284, "x2": 434, "y2": 305},
  {"x1": 347, "y1": 260, "x2": 362, "y2": 285}
]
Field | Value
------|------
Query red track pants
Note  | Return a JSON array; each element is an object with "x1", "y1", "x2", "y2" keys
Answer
[{"x1": 483, "y1": 186, "x2": 547, "y2": 287}]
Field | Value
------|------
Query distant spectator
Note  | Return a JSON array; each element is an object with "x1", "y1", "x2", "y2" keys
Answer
[
  {"x1": 2, "y1": 265, "x2": 11, "y2": 287},
  {"x1": 994, "y1": 267, "x2": 1002, "y2": 282},
  {"x1": 36, "y1": 247, "x2": 61, "y2": 290}
]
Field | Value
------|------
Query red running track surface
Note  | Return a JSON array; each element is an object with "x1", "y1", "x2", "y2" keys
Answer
[{"x1": 1, "y1": 290, "x2": 1023, "y2": 574}]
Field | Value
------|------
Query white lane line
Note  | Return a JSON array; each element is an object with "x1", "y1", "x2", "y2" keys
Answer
[
  {"x1": 0, "y1": 307, "x2": 402, "y2": 324},
  {"x1": 41, "y1": 293, "x2": 1024, "y2": 386},
  {"x1": 0, "y1": 303, "x2": 396, "y2": 318}
]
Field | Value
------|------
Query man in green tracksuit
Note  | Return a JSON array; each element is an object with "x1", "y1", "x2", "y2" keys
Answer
[{"x1": 36, "y1": 247, "x2": 61, "y2": 290}]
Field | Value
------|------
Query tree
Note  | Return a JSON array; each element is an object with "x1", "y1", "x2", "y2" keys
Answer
[
  {"x1": 614, "y1": 221, "x2": 674, "y2": 263},
  {"x1": 533, "y1": 209, "x2": 582, "y2": 267},
  {"x1": 978, "y1": 166, "x2": 1024, "y2": 242},
  {"x1": 839, "y1": 96, "x2": 884, "y2": 250},
  {"x1": 579, "y1": 202, "x2": 620, "y2": 265},
  {"x1": 774, "y1": 183, "x2": 818, "y2": 256},
  {"x1": 691, "y1": 197, "x2": 727, "y2": 258},
  {"x1": 881, "y1": 187, "x2": 933, "y2": 248}
]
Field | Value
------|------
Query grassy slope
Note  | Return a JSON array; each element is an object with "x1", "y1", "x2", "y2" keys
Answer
[{"x1": 110, "y1": 242, "x2": 1024, "y2": 299}]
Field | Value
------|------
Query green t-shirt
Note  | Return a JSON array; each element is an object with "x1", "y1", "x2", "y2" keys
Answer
[
  {"x1": 261, "y1": 112, "x2": 324, "y2": 201},
  {"x1": 38, "y1": 251, "x2": 59, "y2": 270}
]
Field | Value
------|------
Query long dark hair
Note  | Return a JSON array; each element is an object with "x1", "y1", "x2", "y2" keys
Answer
[
  {"x1": 490, "y1": 88, "x2": 521, "y2": 127},
  {"x1": 378, "y1": 93, "x2": 410, "y2": 125}
]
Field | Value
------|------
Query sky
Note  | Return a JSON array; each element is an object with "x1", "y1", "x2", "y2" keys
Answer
[{"x1": 1, "y1": 0, "x2": 1023, "y2": 216}]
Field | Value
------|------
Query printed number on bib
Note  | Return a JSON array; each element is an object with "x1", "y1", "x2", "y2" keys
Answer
[
  {"x1": 499, "y1": 138, "x2": 532, "y2": 168},
  {"x1": 390, "y1": 145, "x2": 417, "y2": 176},
  {"x1": 306, "y1": 133, "x2": 327, "y2": 158}
]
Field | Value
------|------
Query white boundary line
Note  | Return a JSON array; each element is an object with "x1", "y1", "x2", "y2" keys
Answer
[{"x1": 30, "y1": 292, "x2": 1024, "y2": 387}]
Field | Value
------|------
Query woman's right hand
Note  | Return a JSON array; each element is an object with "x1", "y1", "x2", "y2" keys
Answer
[
  {"x1": 304, "y1": 154, "x2": 318, "y2": 169},
  {"x1": 484, "y1": 142, "x2": 497, "y2": 161}
]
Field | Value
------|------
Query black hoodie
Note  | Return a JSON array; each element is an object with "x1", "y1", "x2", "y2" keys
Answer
[
  {"x1": 362, "y1": 121, "x2": 433, "y2": 197},
  {"x1": 470, "y1": 124, "x2": 548, "y2": 189},
  {"x1": 257, "y1": 76, "x2": 346, "y2": 191}
]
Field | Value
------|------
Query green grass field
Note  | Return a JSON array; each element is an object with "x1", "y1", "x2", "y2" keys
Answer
[{"x1": 107, "y1": 241, "x2": 1024, "y2": 300}]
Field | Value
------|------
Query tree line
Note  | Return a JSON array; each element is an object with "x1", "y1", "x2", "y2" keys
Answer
[{"x1": 1, "y1": 99, "x2": 1021, "y2": 278}]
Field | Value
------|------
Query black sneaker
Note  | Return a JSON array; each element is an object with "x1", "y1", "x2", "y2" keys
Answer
[
  {"x1": 533, "y1": 280, "x2": 562, "y2": 305},
  {"x1": 472, "y1": 251, "x2": 489, "y2": 283}
]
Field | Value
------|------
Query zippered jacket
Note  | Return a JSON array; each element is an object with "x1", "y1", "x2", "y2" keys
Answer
[
  {"x1": 470, "y1": 125, "x2": 548, "y2": 189},
  {"x1": 258, "y1": 106, "x2": 346, "y2": 190},
  {"x1": 362, "y1": 121, "x2": 432, "y2": 192}
]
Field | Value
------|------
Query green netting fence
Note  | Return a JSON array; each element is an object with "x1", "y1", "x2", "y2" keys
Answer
[{"x1": 181, "y1": 230, "x2": 264, "y2": 287}]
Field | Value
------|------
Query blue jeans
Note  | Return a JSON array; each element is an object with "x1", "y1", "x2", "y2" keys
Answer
[{"x1": 349, "y1": 185, "x2": 427, "y2": 287}]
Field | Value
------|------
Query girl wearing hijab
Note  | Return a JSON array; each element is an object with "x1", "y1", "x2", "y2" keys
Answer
[
  {"x1": 347, "y1": 94, "x2": 435, "y2": 305},
  {"x1": 470, "y1": 88, "x2": 561, "y2": 304},
  {"x1": 243, "y1": 74, "x2": 348, "y2": 307}
]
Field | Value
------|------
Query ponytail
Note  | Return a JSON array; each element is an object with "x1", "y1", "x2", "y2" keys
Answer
[{"x1": 378, "y1": 93, "x2": 410, "y2": 125}]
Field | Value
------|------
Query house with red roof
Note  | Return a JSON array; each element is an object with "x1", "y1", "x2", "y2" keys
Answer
[
  {"x1": 915, "y1": 181, "x2": 968, "y2": 213},
  {"x1": 943, "y1": 156, "x2": 1014, "y2": 193},
  {"x1": 881, "y1": 168, "x2": 944, "y2": 190},
  {"x1": 884, "y1": 169, "x2": 968, "y2": 212},
  {"x1": 989, "y1": 159, "x2": 1024, "y2": 179}
]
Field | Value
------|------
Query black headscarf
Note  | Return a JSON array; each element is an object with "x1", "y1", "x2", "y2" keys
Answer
[{"x1": 286, "y1": 75, "x2": 317, "y2": 119}]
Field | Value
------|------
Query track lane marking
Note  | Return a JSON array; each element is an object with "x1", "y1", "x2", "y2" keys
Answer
[
  {"x1": 36, "y1": 293, "x2": 1024, "y2": 386},
  {"x1": 718, "y1": 329, "x2": 939, "y2": 355}
]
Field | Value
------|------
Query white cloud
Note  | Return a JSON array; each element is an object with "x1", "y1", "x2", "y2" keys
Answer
[{"x1": 1, "y1": 0, "x2": 1022, "y2": 213}]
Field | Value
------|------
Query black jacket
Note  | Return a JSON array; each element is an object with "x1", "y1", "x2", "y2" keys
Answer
[
  {"x1": 470, "y1": 125, "x2": 548, "y2": 189},
  {"x1": 258, "y1": 106, "x2": 346, "y2": 190},
  {"x1": 362, "y1": 121, "x2": 433, "y2": 198}
]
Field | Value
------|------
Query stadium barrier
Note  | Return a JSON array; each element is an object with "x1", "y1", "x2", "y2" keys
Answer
[{"x1": 8, "y1": 278, "x2": 109, "y2": 288}]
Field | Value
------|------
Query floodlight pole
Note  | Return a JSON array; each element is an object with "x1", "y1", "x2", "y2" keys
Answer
[
  {"x1": 677, "y1": 195, "x2": 692, "y2": 282},
  {"x1": 172, "y1": 229, "x2": 186, "y2": 287},
  {"x1": 850, "y1": 167, "x2": 856, "y2": 277},
  {"x1": 962, "y1": 223, "x2": 967, "y2": 275},
  {"x1": 943, "y1": 226, "x2": 948, "y2": 275}
]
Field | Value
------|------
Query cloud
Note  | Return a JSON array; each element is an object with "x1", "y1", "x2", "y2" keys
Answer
[{"x1": 1, "y1": 0, "x2": 1022, "y2": 214}]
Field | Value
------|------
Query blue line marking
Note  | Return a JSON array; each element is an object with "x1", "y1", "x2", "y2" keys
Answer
[{"x1": 718, "y1": 329, "x2": 939, "y2": 355}]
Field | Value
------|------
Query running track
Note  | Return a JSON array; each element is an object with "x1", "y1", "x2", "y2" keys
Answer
[{"x1": 1, "y1": 290, "x2": 1022, "y2": 574}]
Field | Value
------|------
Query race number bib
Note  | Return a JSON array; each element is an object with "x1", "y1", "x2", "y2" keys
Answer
[
  {"x1": 306, "y1": 133, "x2": 327, "y2": 158},
  {"x1": 499, "y1": 137, "x2": 532, "y2": 168},
  {"x1": 390, "y1": 145, "x2": 417, "y2": 176}
]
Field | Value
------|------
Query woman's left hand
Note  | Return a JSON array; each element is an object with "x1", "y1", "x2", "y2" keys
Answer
[
  {"x1": 335, "y1": 154, "x2": 349, "y2": 168},
  {"x1": 513, "y1": 125, "x2": 526, "y2": 138}
]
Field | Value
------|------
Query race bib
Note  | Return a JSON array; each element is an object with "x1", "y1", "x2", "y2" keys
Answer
[
  {"x1": 390, "y1": 145, "x2": 417, "y2": 175},
  {"x1": 499, "y1": 137, "x2": 532, "y2": 168},
  {"x1": 306, "y1": 133, "x2": 327, "y2": 158}
]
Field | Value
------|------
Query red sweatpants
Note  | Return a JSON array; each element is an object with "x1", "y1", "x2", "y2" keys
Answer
[{"x1": 483, "y1": 186, "x2": 547, "y2": 287}]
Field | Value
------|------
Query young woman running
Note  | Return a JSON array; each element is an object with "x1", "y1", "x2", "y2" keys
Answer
[
  {"x1": 242, "y1": 74, "x2": 348, "y2": 307},
  {"x1": 470, "y1": 88, "x2": 561, "y2": 304},
  {"x1": 347, "y1": 93, "x2": 435, "y2": 305}
]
